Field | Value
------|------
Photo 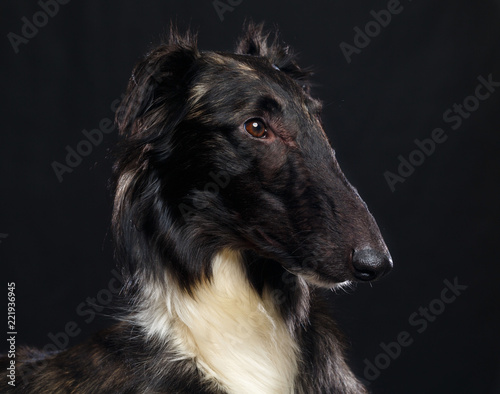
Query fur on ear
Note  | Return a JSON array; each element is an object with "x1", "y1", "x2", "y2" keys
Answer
[
  {"x1": 112, "y1": 27, "x2": 202, "y2": 294},
  {"x1": 112, "y1": 23, "x2": 315, "y2": 296},
  {"x1": 236, "y1": 22, "x2": 313, "y2": 85},
  {"x1": 116, "y1": 26, "x2": 199, "y2": 138}
]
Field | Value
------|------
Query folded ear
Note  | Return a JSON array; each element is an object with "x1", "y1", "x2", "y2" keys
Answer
[
  {"x1": 116, "y1": 28, "x2": 199, "y2": 137},
  {"x1": 236, "y1": 22, "x2": 313, "y2": 87}
]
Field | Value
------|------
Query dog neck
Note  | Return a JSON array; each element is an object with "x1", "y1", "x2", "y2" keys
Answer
[{"x1": 134, "y1": 249, "x2": 300, "y2": 394}]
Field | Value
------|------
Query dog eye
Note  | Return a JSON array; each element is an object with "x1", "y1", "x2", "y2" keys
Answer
[{"x1": 244, "y1": 118, "x2": 267, "y2": 138}]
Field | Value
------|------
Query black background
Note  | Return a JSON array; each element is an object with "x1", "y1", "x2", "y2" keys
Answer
[{"x1": 2, "y1": 1, "x2": 500, "y2": 393}]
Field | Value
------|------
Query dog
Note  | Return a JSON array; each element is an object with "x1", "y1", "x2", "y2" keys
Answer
[{"x1": 1, "y1": 23, "x2": 392, "y2": 393}]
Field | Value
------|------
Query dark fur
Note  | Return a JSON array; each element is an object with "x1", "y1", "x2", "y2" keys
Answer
[{"x1": 1, "y1": 24, "x2": 391, "y2": 393}]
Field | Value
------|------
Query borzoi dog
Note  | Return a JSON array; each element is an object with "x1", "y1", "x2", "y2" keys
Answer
[{"x1": 1, "y1": 24, "x2": 392, "y2": 393}]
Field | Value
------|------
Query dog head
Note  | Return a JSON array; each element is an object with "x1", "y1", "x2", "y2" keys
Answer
[{"x1": 113, "y1": 24, "x2": 392, "y2": 291}]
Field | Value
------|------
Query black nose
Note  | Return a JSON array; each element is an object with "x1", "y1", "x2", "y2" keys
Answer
[{"x1": 351, "y1": 248, "x2": 393, "y2": 282}]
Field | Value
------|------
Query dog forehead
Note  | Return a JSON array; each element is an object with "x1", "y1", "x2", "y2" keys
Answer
[
  {"x1": 205, "y1": 52, "x2": 268, "y2": 74},
  {"x1": 189, "y1": 52, "x2": 313, "y2": 112}
]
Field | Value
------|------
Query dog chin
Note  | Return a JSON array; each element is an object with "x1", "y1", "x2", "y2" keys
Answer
[
  {"x1": 296, "y1": 271, "x2": 353, "y2": 289},
  {"x1": 331, "y1": 280, "x2": 353, "y2": 290}
]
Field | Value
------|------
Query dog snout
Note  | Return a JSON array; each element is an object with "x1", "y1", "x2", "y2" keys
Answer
[{"x1": 350, "y1": 248, "x2": 393, "y2": 282}]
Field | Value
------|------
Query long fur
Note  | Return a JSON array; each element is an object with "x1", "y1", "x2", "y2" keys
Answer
[{"x1": 1, "y1": 23, "x2": 392, "y2": 393}]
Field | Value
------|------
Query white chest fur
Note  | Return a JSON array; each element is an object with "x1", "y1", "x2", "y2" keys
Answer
[{"x1": 137, "y1": 250, "x2": 299, "y2": 394}]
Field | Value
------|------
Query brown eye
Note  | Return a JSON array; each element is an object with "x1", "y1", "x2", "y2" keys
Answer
[{"x1": 244, "y1": 118, "x2": 267, "y2": 138}]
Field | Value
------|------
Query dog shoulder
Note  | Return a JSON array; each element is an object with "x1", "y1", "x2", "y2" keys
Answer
[{"x1": 3, "y1": 324, "x2": 223, "y2": 393}]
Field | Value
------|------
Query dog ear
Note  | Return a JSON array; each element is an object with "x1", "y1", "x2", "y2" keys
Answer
[
  {"x1": 236, "y1": 22, "x2": 271, "y2": 57},
  {"x1": 236, "y1": 22, "x2": 313, "y2": 88},
  {"x1": 116, "y1": 27, "x2": 199, "y2": 138}
]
